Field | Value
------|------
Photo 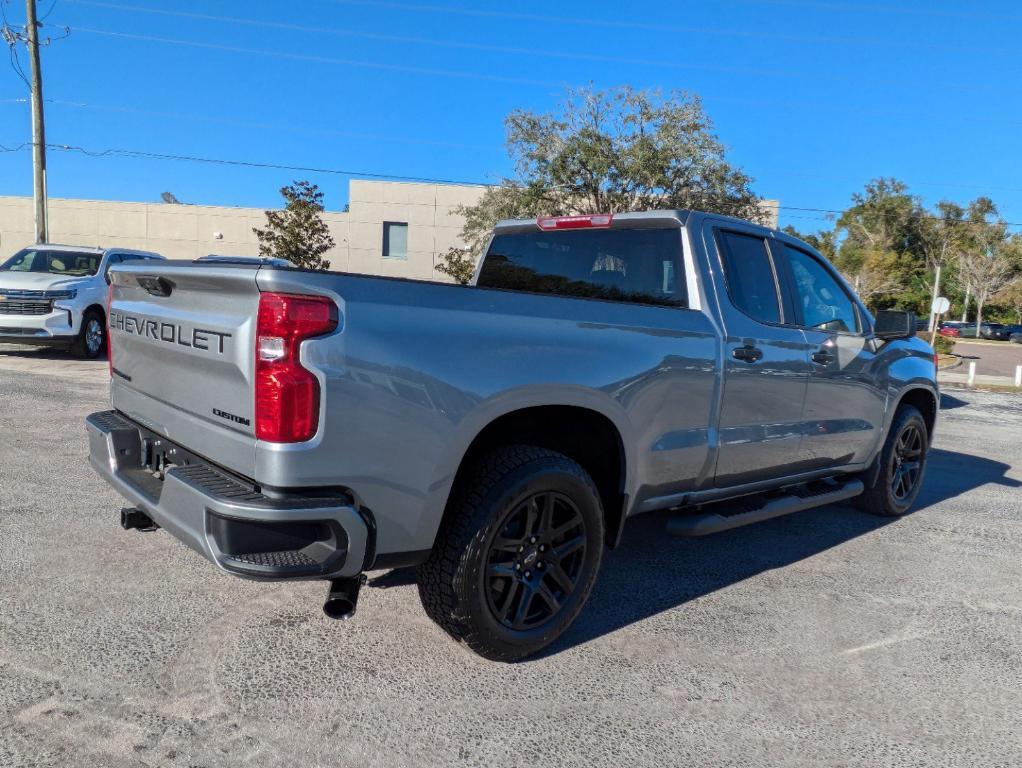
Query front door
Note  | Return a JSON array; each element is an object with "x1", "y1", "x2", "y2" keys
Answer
[
  {"x1": 774, "y1": 241, "x2": 887, "y2": 469},
  {"x1": 709, "y1": 225, "x2": 813, "y2": 487}
]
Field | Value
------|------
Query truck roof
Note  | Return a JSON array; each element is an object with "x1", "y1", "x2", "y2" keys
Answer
[
  {"x1": 492, "y1": 209, "x2": 774, "y2": 235},
  {"x1": 29, "y1": 243, "x2": 105, "y2": 254},
  {"x1": 26, "y1": 243, "x2": 163, "y2": 259}
]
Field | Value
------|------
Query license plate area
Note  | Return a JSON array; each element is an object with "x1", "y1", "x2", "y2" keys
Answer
[{"x1": 129, "y1": 424, "x2": 258, "y2": 497}]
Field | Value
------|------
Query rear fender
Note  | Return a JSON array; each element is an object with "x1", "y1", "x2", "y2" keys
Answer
[{"x1": 415, "y1": 385, "x2": 635, "y2": 548}]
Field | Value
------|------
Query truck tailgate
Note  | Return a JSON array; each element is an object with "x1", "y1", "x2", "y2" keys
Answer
[{"x1": 108, "y1": 262, "x2": 260, "y2": 445}]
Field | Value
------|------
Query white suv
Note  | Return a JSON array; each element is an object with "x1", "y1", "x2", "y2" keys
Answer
[{"x1": 0, "y1": 244, "x2": 164, "y2": 359}]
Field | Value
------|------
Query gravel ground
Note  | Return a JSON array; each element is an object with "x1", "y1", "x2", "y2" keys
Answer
[{"x1": 1, "y1": 353, "x2": 1021, "y2": 768}]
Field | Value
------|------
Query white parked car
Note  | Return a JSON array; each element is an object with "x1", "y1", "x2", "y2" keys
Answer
[{"x1": 0, "y1": 244, "x2": 164, "y2": 359}]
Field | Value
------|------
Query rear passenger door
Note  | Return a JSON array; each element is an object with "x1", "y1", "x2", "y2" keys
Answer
[
  {"x1": 774, "y1": 243, "x2": 886, "y2": 468},
  {"x1": 708, "y1": 225, "x2": 813, "y2": 487}
]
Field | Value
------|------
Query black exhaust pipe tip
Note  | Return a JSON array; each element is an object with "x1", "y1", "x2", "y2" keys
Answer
[
  {"x1": 120, "y1": 507, "x2": 158, "y2": 532},
  {"x1": 323, "y1": 575, "x2": 367, "y2": 621}
]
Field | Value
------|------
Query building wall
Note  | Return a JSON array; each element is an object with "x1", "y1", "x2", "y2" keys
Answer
[
  {"x1": 0, "y1": 182, "x2": 777, "y2": 281},
  {"x1": 342, "y1": 180, "x2": 485, "y2": 280}
]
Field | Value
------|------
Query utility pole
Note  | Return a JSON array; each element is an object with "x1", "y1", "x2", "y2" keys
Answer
[{"x1": 24, "y1": 0, "x2": 48, "y2": 243}]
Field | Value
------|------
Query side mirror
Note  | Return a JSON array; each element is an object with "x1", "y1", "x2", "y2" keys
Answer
[{"x1": 873, "y1": 310, "x2": 916, "y2": 341}]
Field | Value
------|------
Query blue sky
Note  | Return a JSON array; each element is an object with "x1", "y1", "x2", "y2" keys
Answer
[{"x1": 2, "y1": 0, "x2": 1021, "y2": 232}]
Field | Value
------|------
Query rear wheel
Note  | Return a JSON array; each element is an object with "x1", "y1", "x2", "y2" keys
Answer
[
  {"x1": 72, "y1": 309, "x2": 106, "y2": 360},
  {"x1": 417, "y1": 445, "x2": 604, "y2": 661},
  {"x1": 856, "y1": 405, "x2": 929, "y2": 517}
]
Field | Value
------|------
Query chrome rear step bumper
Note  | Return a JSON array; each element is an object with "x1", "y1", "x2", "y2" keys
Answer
[{"x1": 86, "y1": 410, "x2": 372, "y2": 580}]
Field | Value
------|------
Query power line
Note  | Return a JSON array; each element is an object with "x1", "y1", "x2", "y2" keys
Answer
[
  {"x1": 731, "y1": 0, "x2": 1022, "y2": 22},
  {"x1": 39, "y1": 0, "x2": 59, "y2": 22},
  {"x1": 44, "y1": 142, "x2": 495, "y2": 185},
  {"x1": 7, "y1": 96, "x2": 1022, "y2": 197},
  {"x1": 22, "y1": 97, "x2": 497, "y2": 151},
  {"x1": 65, "y1": 0, "x2": 1011, "y2": 57},
  {"x1": 4, "y1": 140, "x2": 1016, "y2": 229},
  {"x1": 323, "y1": 0, "x2": 1018, "y2": 52},
  {"x1": 68, "y1": 23, "x2": 1000, "y2": 96},
  {"x1": 72, "y1": 27, "x2": 564, "y2": 87}
]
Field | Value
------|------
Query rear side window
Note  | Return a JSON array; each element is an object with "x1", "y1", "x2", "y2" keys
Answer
[
  {"x1": 478, "y1": 228, "x2": 685, "y2": 308},
  {"x1": 716, "y1": 231, "x2": 781, "y2": 324}
]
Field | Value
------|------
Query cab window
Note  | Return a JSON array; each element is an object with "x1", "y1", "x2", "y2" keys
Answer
[
  {"x1": 784, "y1": 246, "x2": 859, "y2": 334},
  {"x1": 716, "y1": 230, "x2": 782, "y2": 325}
]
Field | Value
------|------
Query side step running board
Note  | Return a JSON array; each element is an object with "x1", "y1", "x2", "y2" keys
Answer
[{"x1": 666, "y1": 479, "x2": 864, "y2": 537}]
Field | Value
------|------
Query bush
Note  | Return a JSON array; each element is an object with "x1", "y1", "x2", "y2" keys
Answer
[{"x1": 933, "y1": 334, "x2": 955, "y2": 355}]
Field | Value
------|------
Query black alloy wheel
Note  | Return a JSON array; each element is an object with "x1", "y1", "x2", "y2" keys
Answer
[
  {"x1": 484, "y1": 491, "x2": 587, "y2": 631},
  {"x1": 889, "y1": 422, "x2": 924, "y2": 502}
]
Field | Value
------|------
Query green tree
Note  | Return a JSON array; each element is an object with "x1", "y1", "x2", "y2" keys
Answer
[
  {"x1": 253, "y1": 180, "x2": 335, "y2": 270},
  {"x1": 832, "y1": 179, "x2": 927, "y2": 312},
  {"x1": 458, "y1": 85, "x2": 765, "y2": 255},
  {"x1": 782, "y1": 225, "x2": 837, "y2": 260},
  {"x1": 992, "y1": 278, "x2": 1022, "y2": 324},
  {"x1": 435, "y1": 247, "x2": 477, "y2": 285},
  {"x1": 957, "y1": 200, "x2": 1019, "y2": 334},
  {"x1": 918, "y1": 201, "x2": 966, "y2": 330}
]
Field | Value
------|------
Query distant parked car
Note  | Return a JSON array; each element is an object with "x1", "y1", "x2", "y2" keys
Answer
[
  {"x1": 0, "y1": 244, "x2": 164, "y2": 358},
  {"x1": 1009, "y1": 326, "x2": 1022, "y2": 344},
  {"x1": 938, "y1": 321, "x2": 978, "y2": 338},
  {"x1": 979, "y1": 322, "x2": 1012, "y2": 341}
]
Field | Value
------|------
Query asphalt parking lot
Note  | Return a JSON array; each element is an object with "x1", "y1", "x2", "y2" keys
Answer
[
  {"x1": 952, "y1": 340, "x2": 1022, "y2": 378},
  {"x1": 2, "y1": 348, "x2": 1021, "y2": 767}
]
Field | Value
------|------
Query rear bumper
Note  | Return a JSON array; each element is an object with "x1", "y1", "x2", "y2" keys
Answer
[{"x1": 86, "y1": 410, "x2": 372, "y2": 581}]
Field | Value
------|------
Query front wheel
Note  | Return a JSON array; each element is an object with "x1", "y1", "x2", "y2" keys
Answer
[
  {"x1": 72, "y1": 309, "x2": 106, "y2": 360},
  {"x1": 417, "y1": 445, "x2": 605, "y2": 662},
  {"x1": 856, "y1": 404, "x2": 929, "y2": 517}
]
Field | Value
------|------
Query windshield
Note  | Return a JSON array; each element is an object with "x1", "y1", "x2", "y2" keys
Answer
[{"x1": 0, "y1": 248, "x2": 102, "y2": 276}]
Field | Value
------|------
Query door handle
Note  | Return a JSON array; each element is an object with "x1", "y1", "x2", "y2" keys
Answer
[
  {"x1": 811, "y1": 349, "x2": 834, "y2": 365},
  {"x1": 732, "y1": 344, "x2": 763, "y2": 363}
]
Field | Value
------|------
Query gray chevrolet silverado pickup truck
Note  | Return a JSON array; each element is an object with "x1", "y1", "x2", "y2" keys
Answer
[{"x1": 87, "y1": 210, "x2": 937, "y2": 660}]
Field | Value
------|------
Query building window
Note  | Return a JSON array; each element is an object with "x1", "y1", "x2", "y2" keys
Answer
[{"x1": 383, "y1": 222, "x2": 408, "y2": 259}]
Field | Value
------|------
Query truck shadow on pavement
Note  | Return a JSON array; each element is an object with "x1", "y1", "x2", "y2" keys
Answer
[
  {"x1": 370, "y1": 446, "x2": 1020, "y2": 659},
  {"x1": 541, "y1": 446, "x2": 1020, "y2": 659}
]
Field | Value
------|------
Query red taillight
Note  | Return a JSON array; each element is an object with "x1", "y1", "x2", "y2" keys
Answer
[
  {"x1": 255, "y1": 292, "x2": 338, "y2": 443},
  {"x1": 107, "y1": 282, "x2": 114, "y2": 377},
  {"x1": 536, "y1": 214, "x2": 613, "y2": 230}
]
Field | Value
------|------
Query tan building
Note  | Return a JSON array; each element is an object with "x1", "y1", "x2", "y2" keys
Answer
[{"x1": 0, "y1": 180, "x2": 777, "y2": 281}]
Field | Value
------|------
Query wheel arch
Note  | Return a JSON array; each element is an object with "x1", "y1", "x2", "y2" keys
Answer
[
  {"x1": 440, "y1": 404, "x2": 629, "y2": 549},
  {"x1": 82, "y1": 302, "x2": 107, "y2": 323},
  {"x1": 894, "y1": 386, "x2": 938, "y2": 440}
]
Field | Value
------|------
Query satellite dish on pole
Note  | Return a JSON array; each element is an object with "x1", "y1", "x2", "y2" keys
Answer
[{"x1": 931, "y1": 296, "x2": 950, "y2": 315}]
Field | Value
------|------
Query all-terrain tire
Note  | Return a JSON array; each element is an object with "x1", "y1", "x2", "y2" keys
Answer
[
  {"x1": 855, "y1": 404, "x2": 929, "y2": 517},
  {"x1": 417, "y1": 445, "x2": 605, "y2": 662}
]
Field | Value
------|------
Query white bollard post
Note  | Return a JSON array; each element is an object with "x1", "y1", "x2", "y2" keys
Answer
[
  {"x1": 1015, "y1": 365, "x2": 1021, "y2": 388},
  {"x1": 968, "y1": 361, "x2": 976, "y2": 386}
]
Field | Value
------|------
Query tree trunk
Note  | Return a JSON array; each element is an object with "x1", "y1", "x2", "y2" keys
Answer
[
  {"x1": 960, "y1": 281, "x2": 971, "y2": 322},
  {"x1": 975, "y1": 294, "x2": 985, "y2": 338}
]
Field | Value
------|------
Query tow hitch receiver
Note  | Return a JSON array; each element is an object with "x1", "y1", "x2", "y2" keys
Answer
[{"x1": 120, "y1": 507, "x2": 159, "y2": 532}]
